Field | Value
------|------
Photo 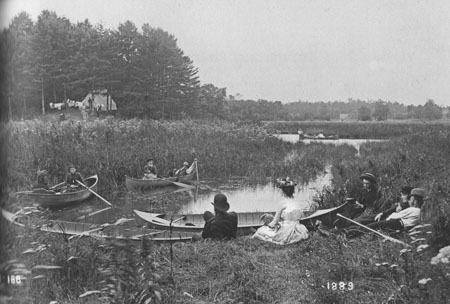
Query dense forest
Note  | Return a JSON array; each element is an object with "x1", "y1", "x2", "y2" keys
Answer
[{"x1": 1, "y1": 11, "x2": 449, "y2": 122}]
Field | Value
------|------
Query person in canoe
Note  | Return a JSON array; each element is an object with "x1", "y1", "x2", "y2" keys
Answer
[
  {"x1": 33, "y1": 168, "x2": 49, "y2": 190},
  {"x1": 174, "y1": 161, "x2": 189, "y2": 177},
  {"x1": 335, "y1": 172, "x2": 383, "y2": 227},
  {"x1": 200, "y1": 193, "x2": 238, "y2": 240},
  {"x1": 64, "y1": 165, "x2": 84, "y2": 190},
  {"x1": 252, "y1": 177, "x2": 309, "y2": 245},
  {"x1": 366, "y1": 188, "x2": 425, "y2": 231},
  {"x1": 143, "y1": 158, "x2": 158, "y2": 180}
]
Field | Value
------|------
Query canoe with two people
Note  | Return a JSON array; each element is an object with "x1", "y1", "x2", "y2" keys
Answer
[{"x1": 125, "y1": 158, "x2": 198, "y2": 190}]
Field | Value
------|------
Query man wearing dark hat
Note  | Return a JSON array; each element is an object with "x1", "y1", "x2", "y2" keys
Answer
[
  {"x1": 367, "y1": 188, "x2": 425, "y2": 231},
  {"x1": 201, "y1": 193, "x2": 238, "y2": 240},
  {"x1": 335, "y1": 173, "x2": 383, "y2": 228}
]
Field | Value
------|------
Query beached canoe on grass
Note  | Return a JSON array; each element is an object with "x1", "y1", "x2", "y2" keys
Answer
[
  {"x1": 299, "y1": 201, "x2": 353, "y2": 228},
  {"x1": 14, "y1": 175, "x2": 98, "y2": 208},
  {"x1": 134, "y1": 209, "x2": 274, "y2": 233},
  {"x1": 2, "y1": 208, "x2": 194, "y2": 242},
  {"x1": 125, "y1": 171, "x2": 196, "y2": 190}
]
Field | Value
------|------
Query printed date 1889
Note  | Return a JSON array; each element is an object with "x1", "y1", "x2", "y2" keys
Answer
[{"x1": 326, "y1": 281, "x2": 354, "y2": 291}]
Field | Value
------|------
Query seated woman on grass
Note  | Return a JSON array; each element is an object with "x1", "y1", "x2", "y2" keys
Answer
[
  {"x1": 367, "y1": 188, "x2": 425, "y2": 231},
  {"x1": 252, "y1": 177, "x2": 309, "y2": 245}
]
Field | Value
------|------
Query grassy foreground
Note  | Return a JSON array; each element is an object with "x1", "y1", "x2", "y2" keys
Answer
[{"x1": 2, "y1": 119, "x2": 450, "y2": 303}]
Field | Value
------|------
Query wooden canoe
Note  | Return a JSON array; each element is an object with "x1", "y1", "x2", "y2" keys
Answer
[
  {"x1": 15, "y1": 175, "x2": 98, "y2": 208},
  {"x1": 125, "y1": 171, "x2": 195, "y2": 190},
  {"x1": 134, "y1": 209, "x2": 274, "y2": 233},
  {"x1": 2, "y1": 208, "x2": 194, "y2": 242}
]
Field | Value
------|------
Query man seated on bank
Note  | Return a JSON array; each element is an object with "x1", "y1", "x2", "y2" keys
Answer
[
  {"x1": 143, "y1": 158, "x2": 158, "y2": 180},
  {"x1": 373, "y1": 186, "x2": 413, "y2": 222},
  {"x1": 366, "y1": 188, "x2": 425, "y2": 231},
  {"x1": 335, "y1": 173, "x2": 383, "y2": 228},
  {"x1": 201, "y1": 193, "x2": 238, "y2": 240}
]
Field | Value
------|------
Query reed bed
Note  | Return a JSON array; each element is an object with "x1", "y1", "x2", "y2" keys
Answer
[{"x1": 7, "y1": 119, "x2": 344, "y2": 192}]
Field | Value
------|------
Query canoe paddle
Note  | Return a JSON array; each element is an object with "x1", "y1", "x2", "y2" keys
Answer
[
  {"x1": 336, "y1": 213, "x2": 409, "y2": 246},
  {"x1": 49, "y1": 181, "x2": 66, "y2": 190},
  {"x1": 76, "y1": 180, "x2": 113, "y2": 207},
  {"x1": 13, "y1": 181, "x2": 65, "y2": 196},
  {"x1": 161, "y1": 179, "x2": 195, "y2": 189}
]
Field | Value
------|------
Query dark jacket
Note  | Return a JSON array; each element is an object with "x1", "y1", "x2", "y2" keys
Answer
[
  {"x1": 34, "y1": 174, "x2": 49, "y2": 189},
  {"x1": 358, "y1": 187, "x2": 383, "y2": 213},
  {"x1": 143, "y1": 164, "x2": 157, "y2": 175},
  {"x1": 202, "y1": 211, "x2": 238, "y2": 240},
  {"x1": 65, "y1": 172, "x2": 83, "y2": 185}
]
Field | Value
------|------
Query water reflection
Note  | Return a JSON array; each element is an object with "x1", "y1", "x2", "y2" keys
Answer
[
  {"x1": 178, "y1": 166, "x2": 332, "y2": 214},
  {"x1": 274, "y1": 134, "x2": 387, "y2": 154}
]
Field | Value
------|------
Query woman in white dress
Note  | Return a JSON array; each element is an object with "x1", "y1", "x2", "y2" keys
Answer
[{"x1": 252, "y1": 178, "x2": 309, "y2": 245}]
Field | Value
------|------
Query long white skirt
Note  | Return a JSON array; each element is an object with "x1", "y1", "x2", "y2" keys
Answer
[{"x1": 252, "y1": 221, "x2": 308, "y2": 245}]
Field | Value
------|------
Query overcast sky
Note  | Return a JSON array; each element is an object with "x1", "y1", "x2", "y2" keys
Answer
[{"x1": 2, "y1": 0, "x2": 450, "y2": 106}]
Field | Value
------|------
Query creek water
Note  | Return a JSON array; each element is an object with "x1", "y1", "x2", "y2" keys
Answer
[
  {"x1": 275, "y1": 134, "x2": 386, "y2": 155},
  {"x1": 47, "y1": 166, "x2": 332, "y2": 225}
]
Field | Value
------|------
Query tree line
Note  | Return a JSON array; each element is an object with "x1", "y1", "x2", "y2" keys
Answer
[{"x1": 1, "y1": 11, "x2": 448, "y2": 122}]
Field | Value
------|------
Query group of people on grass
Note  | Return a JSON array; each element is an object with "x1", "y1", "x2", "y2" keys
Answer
[{"x1": 198, "y1": 172, "x2": 425, "y2": 245}]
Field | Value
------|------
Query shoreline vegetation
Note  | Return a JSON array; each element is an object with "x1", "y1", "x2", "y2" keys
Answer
[{"x1": 2, "y1": 119, "x2": 450, "y2": 303}]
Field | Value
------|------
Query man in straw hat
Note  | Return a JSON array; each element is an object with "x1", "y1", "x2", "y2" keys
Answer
[
  {"x1": 367, "y1": 188, "x2": 425, "y2": 231},
  {"x1": 201, "y1": 193, "x2": 238, "y2": 240}
]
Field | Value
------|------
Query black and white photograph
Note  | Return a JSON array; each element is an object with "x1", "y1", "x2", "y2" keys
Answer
[{"x1": 1, "y1": 0, "x2": 450, "y2": 303}]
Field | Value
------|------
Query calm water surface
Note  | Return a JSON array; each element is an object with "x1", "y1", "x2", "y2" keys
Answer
[
  {"x1": 275, "y1": 134, "x2": 387, "y2": 154},
  {"x1": 44, "y1": 166, "x2": 332, "y2": 225}
]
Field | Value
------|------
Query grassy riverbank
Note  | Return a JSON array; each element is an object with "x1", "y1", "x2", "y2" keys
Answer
[{"x1": 2, "y1": 119, "x2": 450, "y2": 303}]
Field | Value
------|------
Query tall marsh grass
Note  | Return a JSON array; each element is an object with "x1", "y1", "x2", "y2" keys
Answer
[{"x1": 7, "y1": 119, "x2": 346, "y2": 191}]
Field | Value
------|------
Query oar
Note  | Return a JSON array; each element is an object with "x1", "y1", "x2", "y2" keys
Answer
[
  {"x1": 156, "y1": 179, "x2": 194, "y2": 189},
  {"x1": 49, "y1": 181, "x2": 66, "y2": 190},
  {"x1": 76, "y1": 180, "x2": 113, "y2": 207},
  {"x1": 336, "y1": 213, "x2": 409, "y2": 246},
  {"x1": 76, "y1": 207, "x2": 112, "y2": 220},
  {"x1": 171, "y1": 216, "x2": 187, "y2": 224},
  {"x1": 13, "y1": 191, "x2": 34, "y2": 196},
  {"x1": 195, "y1": 159, "x2": 199, "y2": 184}
]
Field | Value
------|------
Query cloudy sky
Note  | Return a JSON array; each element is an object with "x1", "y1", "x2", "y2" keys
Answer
[{"x1": 2, "y1": 0, "x2": 450, "y2": 105}]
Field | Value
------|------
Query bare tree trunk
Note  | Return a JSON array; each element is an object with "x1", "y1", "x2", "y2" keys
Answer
[
  {"x1": 41, "y1": 75, "x2": 45, "y2": 115},
  {"x1": 8, "y1": 80, "x2": 12, "y2": 120},
  {"x1": 23, "y1": 95, "x2": 26, "y2": 120},
  {"x1": 53, "y1": 77, "x2": 57, "y2": 103}
]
